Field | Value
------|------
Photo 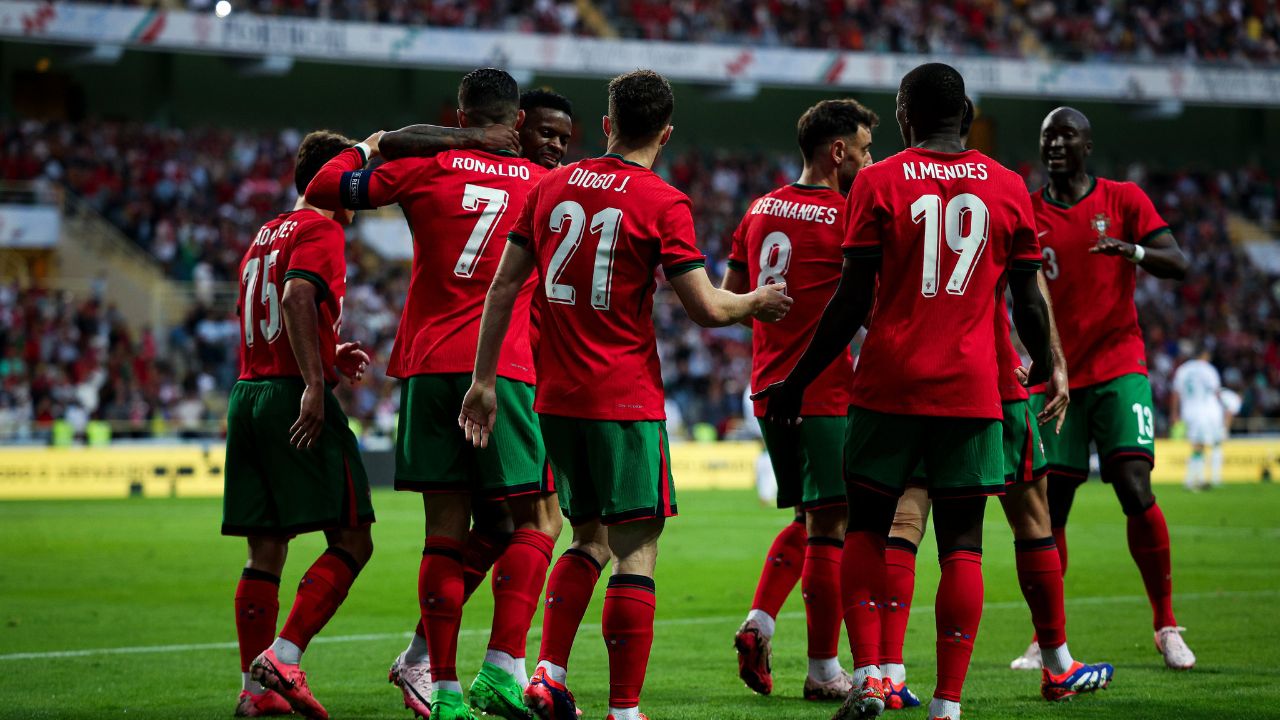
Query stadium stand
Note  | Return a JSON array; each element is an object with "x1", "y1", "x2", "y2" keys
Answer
[
  {"x1": 59, "y1": 0, "x2": 1280, "y2": 63},
  {"x1": 3, "y1": 118, "x2": 1278, "y2": 442}
]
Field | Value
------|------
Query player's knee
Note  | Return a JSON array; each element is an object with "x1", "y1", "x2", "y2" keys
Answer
[
  {"x1": 806, "y1": 505, "x2": 846, "y2": 539},
  {"x1": 569, "y1": 519, "x2": 611, "y2": 566},
  {"x1": 1045, "y1": 474, "x2": 1080, "y2": 529},
  {"x1": 1000, "y1": 482, "x2": 1051, "y2": 539},
  {"x1": 1107, "y1": 460, "x2": 1155, "y2": 515},
  {"x1": 246, "y1": 536, "x2": 289, "y2": 576},
  {"x1": 844, "y1": 484, "x2": 897, "y2": 536},
  {"x1": 932, "y1": 496, "x2": 986, "y2": 551},
  {"x1": 330, "y1": 528, "x2": 374, "y2": 568}
]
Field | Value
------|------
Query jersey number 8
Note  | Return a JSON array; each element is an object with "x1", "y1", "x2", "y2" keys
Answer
[{"x1": 757, "y1": 231, "x2": 791, "y2": 287}]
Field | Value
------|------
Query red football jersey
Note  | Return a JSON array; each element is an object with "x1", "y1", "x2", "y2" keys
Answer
[
  {"x1": 843, "y1": 147, "x2": 1042, "y2": 419},
  {"x1": 728, "y1": 183, "x2": 853, "y2": 417},
  {"x1": 237, "y1": 209, "x2": 346, "y2": 383},
  {"x1": 306, "y1": 147, "x2": 546, "y2": 382},
  {"x1": 1031, "y1": 177, "x2": 1169, "y2": 389},
  {"x1": 508, "y1": 155, "x2": 706, "y2": 421}
]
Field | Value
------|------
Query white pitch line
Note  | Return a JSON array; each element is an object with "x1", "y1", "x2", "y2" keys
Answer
[{"x1": 1, "y1": 589, "x2": 1273, "y2": 662}]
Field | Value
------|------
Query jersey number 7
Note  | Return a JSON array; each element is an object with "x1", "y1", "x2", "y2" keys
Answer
[{"x1": 455, "y1": 184, "x2": 510, "y2": 278}]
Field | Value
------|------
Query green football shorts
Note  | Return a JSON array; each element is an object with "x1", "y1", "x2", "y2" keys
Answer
[
  {"x1": 1002, "y1": 399, "x2": 1048, "y2": 485},
  {"x1": 222, "y1": 378, "x2": 375, "y2": 537},
  {"x1": 395, "y1": 373, "x2": 552, "y2": 498},
  {"x1": 760, "y1": 415, "x2": 847, "y2": 510},
  {"x1": 909, "y1": 400, "x2": 1048, "y2": 489},
  {"x1": 844, "y1": 405, "x2": 1004, "y2": 499},
  {"x1": 539, "y1": 414, "x2": 676, "y2": 525},
  {"x1": 1029, "y1": 373, "x2": 1156, "y2": 481}
]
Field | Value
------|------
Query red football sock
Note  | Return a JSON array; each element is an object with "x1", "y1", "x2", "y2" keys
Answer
[
  {"x1": 802, "y1": 538, "x2": 843, "y2": 660},
  {"x1": 1127, "y1": 502, "x2": 1177, "y2": 629},
  {"x1": 488, "y1": 529, "x2": 556, "y2": 657},
  {"x1": 842, "y1": 530, "x2": 887, "y2": 668},
  {"x1": 235, "y1": 569, "x2": 280, "y2": 672},
  {"x1": 880, "y1": 538, "x2": 918, "y2": 665},
  {"x1": 1015, "y1": 537, "x2": 1067, "y2": 649},
  {"x1": 750, "y1": 519, "x2": 807, "y2": 619},
  {"x1": 538, "y1": 549, "x2": 603, "y2": 668},
  {"x1": 463, "y1": 529, "x2": 511, "y2": 602},
  {"x1": 602, "y1": 575, "x2": 656, "y2": 709},
  {"x1": 279, "y1": 548, "x2": 360, "y2": 654},
  {"x1": 419, "y1": 537, "x2": 466, "y2": 682},
  {"x1": 1052, "y1": 526, "x2": 1068, "y2": 576},
  {"x1": 934, "y1": 549, "x2": 983, "y2": 703}
]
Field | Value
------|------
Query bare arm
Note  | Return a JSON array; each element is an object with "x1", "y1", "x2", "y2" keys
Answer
[
  {"x1": 1036, "y1": 270, "x2": 1069, "y2": 431},
  {"x1": 1009, "y1": 267, "x2": 1053, "y2": 387},
  {"x1": 1091, "y1": 230, "x2": 1188, "y2": 280},
  {"x1": 1169, "y1": 387, "x2": 1182, "y2": 426},
  {"x1": 281, "y1": 278, "x2": 325, "y2": 449},
  {"x1": 752, "y1": 256, "x2": 877, "y2": 424},
  {"x1": 460, "y1": 242, "x2": 538, "y2": 447},
  {"x1": 669, "y1": 267, "x2": 790, "y2": 328},
  {"x1": 380, "y1": 124, "x2": 520, "y2": 160},
  {"x1": 719, "y1": 264, "x2": 753, "y2": 329}
]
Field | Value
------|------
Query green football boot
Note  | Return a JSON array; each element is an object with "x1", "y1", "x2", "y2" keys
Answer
[
  {"x1": 430, "y1": 688, "x2": 478, "y2": 720},
  {"x1": 468, "y1": 662, "x2": 532, "y2": 720}
]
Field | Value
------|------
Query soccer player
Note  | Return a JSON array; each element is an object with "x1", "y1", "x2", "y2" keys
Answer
[
  {"x1": 755, "y1": 62, "x2": 1055, "y2": 720},
  {"x1": 306, "y1": 69, "x2": 562, "y2": 720},
  {"x1": 1171, "y1": 347, "x2": 1225, "y2": 491},
  {"x1": 722, "y1": 98, "x2": 878, "y2": 701},
  {"x1": 1026, "y1": 106, "x2": 1194, "y2": 671},
  {"x1": 874, "y1": 98, "x2": 1112, "y2": 706},
  {"x1": 369, "y1": 86, "x2": 576, "y2": 720},
  {"x1": 459, "y1": 69, "x2": 792, "y2": 720},
  {"x1": 225, "y1": 130, "x2": 376, "y2": 720}
]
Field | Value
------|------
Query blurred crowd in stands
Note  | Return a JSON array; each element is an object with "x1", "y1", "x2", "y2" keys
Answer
[
  {"x1": 90, "y1": 0, "x2": 1280, "y2": 64},
  {"x1": 3, "y1": 118, "x2": 1280, "y2": 441}
]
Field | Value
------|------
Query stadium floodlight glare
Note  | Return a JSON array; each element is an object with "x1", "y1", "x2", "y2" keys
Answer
[{"x1": 215, "y1": 1, "x2": 232, "y2": 18}]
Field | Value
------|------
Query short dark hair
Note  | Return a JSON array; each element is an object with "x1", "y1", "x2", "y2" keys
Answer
[
  {"x1": 458, "y1": 68, "x2": 520, "y2": 125},
  {"x1": 521, "y1": 89, "x2": 574, "y2": 120},
  {"x1": 607, "y1": 70, "x2": 674, "y2": 142},
  {"x1": 796, "y1": 99, "x2": 879, "y2": 159},
  {"x1": 898, "y1": 63, "x2": 967, "y2": 132},
  {"x1": 294, "y1": 130, "x2": 354, "y2": 195}
]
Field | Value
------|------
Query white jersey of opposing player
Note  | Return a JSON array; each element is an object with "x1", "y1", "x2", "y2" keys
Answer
[{"x1": 1174, "y1": 359, "x2": 1224, "y2": 445}]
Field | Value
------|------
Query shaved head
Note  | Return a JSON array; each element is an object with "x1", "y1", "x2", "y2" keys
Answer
[
  {"x1": 1040, "y1": 106, "x2": 1093, "y2": 179},
  {"x1": 1042, "y1": 106, "x2": 1092, "y2": 139}
]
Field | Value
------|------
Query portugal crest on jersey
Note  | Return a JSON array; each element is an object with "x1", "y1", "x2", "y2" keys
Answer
[{"x1": 1091, "y1": 213, "x2": 1112, "y2": 240}]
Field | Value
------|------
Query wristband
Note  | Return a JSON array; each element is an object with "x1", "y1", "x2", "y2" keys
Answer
[
  {"x1": 353, "y1": 142, "x2": 372, "y2": 163},
  {"x1": 1128, "y1": 244, "x2": 1145, "y2": 264}
]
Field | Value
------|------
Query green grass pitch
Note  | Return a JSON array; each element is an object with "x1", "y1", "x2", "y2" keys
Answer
[{"x1": 2, "y1": 483, "x2": 1278, "y2": 719}]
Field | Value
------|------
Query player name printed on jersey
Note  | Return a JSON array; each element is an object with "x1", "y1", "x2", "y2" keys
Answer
[
  {"x1": 730, "y1": 183, "x2": 853, "y2": 417},
  {"x1": 844, "y1": 147, "x2": 1041, "y2": 419},
  {"x1": 748, "y1": 196, "x2": 840, "y2": 224},
  {"x1": 306, "y1": 146, "x2": 547, "y2": 383},
  {"x1": 237, "y1": 210, "x2": 346, "y2": 384},
  {"x1": 450, "y1": 154, "x2": 534, "y2": 179},
  {"x1": 510, "y1": 154, "x2": 706, "y2": 421},
  {"x1": 901, "y1": 160, "x2": 990, "y2": 181}
]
